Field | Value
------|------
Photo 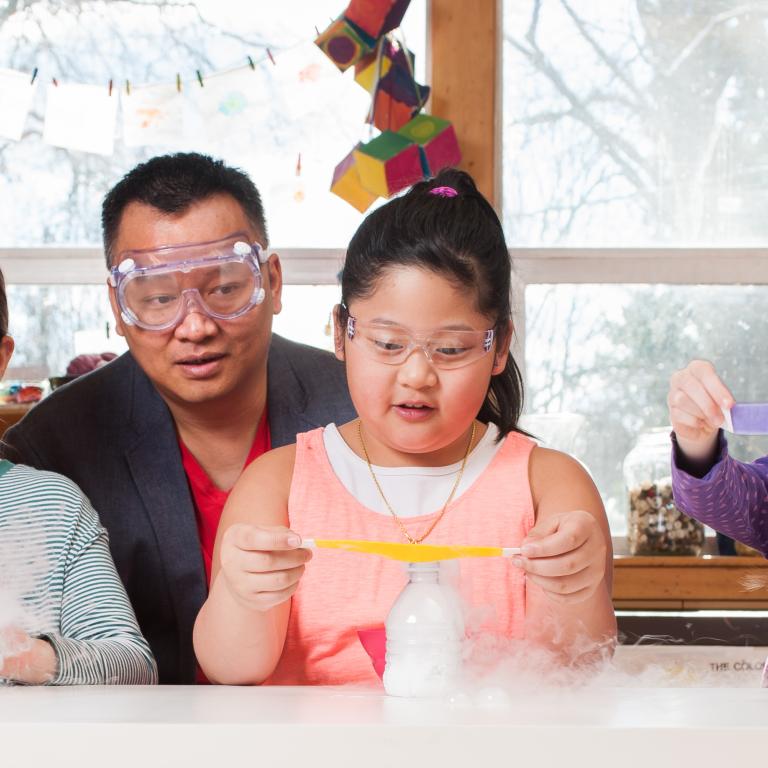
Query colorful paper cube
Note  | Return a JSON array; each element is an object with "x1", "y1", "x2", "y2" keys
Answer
[
  {"x1": 330, "y1": 146, "x2": 379, "y2": 212},
  {"x1": 370, "y1": 90, "x2": 414, "y2": 131},
  {"x1": 354, "y1": 43, "x2": 395, "y2": 93},
  {"x1": 354, "y1": 131, "x2": 424, "y2": 197},
  {"x1": 397, "y1": 114, "x2": 461, "y2": 176},
  {"x1": 344, "y1": 0, "x2": 411, "y2": 39},
  {"x1": 315, "y1": 16, "x2": 376, "y2": 71},
  {"x1": 378, "y1": 60, "x2": 429, "y2": 107}
]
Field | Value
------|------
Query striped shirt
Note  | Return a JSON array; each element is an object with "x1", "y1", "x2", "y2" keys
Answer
[{"x1": 0, "y1": 460, "x2": 157, "y2": 685}]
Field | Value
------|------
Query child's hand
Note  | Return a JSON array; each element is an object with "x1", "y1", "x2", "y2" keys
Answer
[
  {"x1": 0, "y1": 627, "x2": 56, "y2": 683},
  {"x1": 218, "y1": 524, "x2": 311, "y2": 612},
  {"x1": 668, "y1": 360, "x2": 734, "y2": 461},
  {"x1": 516, "y1": 509, "x2": 607, "y2": 604}
]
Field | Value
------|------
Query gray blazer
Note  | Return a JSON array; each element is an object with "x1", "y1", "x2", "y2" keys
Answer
[{"x1": 2, "y1": 334, "x2": 356, "y2": 683}]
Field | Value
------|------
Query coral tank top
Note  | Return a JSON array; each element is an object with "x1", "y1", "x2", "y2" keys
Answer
[{"x1": 265, "y1": 426, "x2": 536, "y2": 686}]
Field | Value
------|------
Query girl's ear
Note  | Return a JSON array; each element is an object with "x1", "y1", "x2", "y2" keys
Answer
[
  {"x1": 332, "y1": 304, "x2": 346, "y2": 362},
  {"x1": 492, "y1": 319, "x2": 513, "y2": 375}
]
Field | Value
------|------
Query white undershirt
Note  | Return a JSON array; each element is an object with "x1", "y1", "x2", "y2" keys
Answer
[{"x1": 322, "y1": 422, "x2": 504, "y2": 518}]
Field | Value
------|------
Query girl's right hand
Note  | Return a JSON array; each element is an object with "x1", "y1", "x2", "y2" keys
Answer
[
  {"x1": 218, "y1": 524, "x2": 311, "y2": 612},
  {"x1": 667, "y1": 360, "x2": 734, "y2": 461}
]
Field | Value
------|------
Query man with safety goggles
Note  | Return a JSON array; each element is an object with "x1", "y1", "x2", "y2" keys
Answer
[
  {"x1": 109, "y1": 234, "x2": 268, "y2": 332},
  {"x1": 3, "y1": 152, "x2": 356, "y2": 684}
]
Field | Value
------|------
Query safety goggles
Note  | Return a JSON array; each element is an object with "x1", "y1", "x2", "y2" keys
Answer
[
  {"x1": 345, "y1": 314, "x2": 495, "y2": 370},
  {"x1": 108, "y1": 233, "x2": 268, "y2": 332}
]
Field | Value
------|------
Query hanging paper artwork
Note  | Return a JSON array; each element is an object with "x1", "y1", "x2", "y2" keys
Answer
[
  {"x1": 43, "y1": 82, "x2": 118, "y2": 155},
  {"x1": 353, "y1": 130, "x2": 423, "y2": 198},
  {"x1": 322, "y1": 0, "x2": 460, "y2": 211},
  {"x1": 354, "y1": 40, "x2": 429, "y2": 131},
  {"x1": 122, "y1": 83, "x2": 184, "y2": 148},
  {"x1": 314, "y1": 16, "x2": 376, "y2": 72},
  {"x1": 0, "y1": 68, "x2": 36, "y2": 141},
  {"x1": 331, "y1": 145, "x2": 378, "y2": 212},
  {"x1": 345, "y1": 0, "x2": 412, "y2": 38},
  {"x1": 186, "y1": 67, "x2": 269, "y2": 151},
  {"x1": 397, "y1": 114, "x2": 461, "y2": 176}
]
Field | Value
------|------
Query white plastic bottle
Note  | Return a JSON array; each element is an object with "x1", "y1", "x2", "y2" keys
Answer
[{"x1": 383, "y1": 561, "x2": 465, "y2": 697}]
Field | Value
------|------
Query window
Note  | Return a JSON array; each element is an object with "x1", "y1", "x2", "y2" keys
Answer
[
  {"x1": 524, "y1": 283, "x2": 768, "y2": 526},
  {"x1": 503, "y1": 1, "x2": 768, "y2": 532},
  {"x1": 0, "y1": 1, "x2": 427, "y2": 376},
  {"x1": 504, "y1": 0, "x2": 768, "y2": 247}
]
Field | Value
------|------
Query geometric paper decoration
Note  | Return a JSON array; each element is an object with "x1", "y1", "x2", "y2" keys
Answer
[
  {"x1": 371, "y1": 88, "x2": 418, "y2": 132},
  {"x1": 353, "y1": 131, "x2": 423, "y2": 197},
  {"x1": 354, "y1": 47, "x2": 394, "y2": 93},
  {"x1": 377, "y1": 52, "x2": 424, "y2": 105},
  {"x1": 369, "y1": 49, "x2": 429, "y2": 131},
  {"x1": 330, "y1": 145, "x2": 378, "y2": 212},
  {"x1": 323, "y1": 0, "x2": 461, "y2": 201},
  {"x1": 314, "y1": 16, "x2": 376, "y2": 72},
  {"x1": 345, "y1": 0, "x2": 412, "y2": 39},
  {"x1": 397, "y1": 114, "x2": 461, "y2": 176}
]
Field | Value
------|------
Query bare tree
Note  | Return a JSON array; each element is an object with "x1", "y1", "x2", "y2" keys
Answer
[{"x1": 505, "y1": 0, "x2": 768, "y2": 244}]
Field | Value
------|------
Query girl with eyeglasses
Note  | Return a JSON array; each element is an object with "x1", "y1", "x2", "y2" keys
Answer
[{"x1": 194, "y1": 169, "x2": 616, "y2": 685}]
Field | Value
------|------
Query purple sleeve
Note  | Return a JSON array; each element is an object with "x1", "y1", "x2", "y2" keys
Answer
[{"x1": 670, "y1": 431, "x2": 768, "y2": 556}]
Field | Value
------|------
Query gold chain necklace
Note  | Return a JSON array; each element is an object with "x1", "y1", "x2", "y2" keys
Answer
[{"x1": 356, "y1": 419, "x2": 477, "y2": 544}]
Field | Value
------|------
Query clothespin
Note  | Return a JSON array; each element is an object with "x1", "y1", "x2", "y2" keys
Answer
[
  {"x1": 125, "y1": 80, "x2": 131, "y2": 96},
  {"x1": 266, "y1": 48, "x2": 276, "y2": 66},
  {"x1": 247, "y1": 55, "x2": 255, "y2": 70},
  {"x1": 295, "y1": 152, "x2": 302, "y2": 176},
  {"x1": 52, "y1": 77, "x2": 59, "y2": 87},
  {"x1": 196, "y1": 70, "x2": 204, "y2": 87},
  {"x1": 108, "y1": 79, "x2": 113, "y2": 97},
  {"x1": 30, "y1": 68, "x2": 38, "y2": 85},
  {"x1": 176, "y1": 73, "x2": 182, "y2": 93}
]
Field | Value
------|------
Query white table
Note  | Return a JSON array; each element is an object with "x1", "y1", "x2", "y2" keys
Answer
[{"x1": 0, "y1": 684, "x2": 766, "y2": 768}]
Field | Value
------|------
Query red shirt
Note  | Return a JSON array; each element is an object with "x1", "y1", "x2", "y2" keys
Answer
[
  {"x1": 180, "y1": 409, "x2": 271, "y2": 684},
  {"x1": 179, "y1": 408, "x2": 271, "y2": 587}
]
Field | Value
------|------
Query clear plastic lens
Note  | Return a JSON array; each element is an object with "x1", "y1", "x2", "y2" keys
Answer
[
  {"x1": 351, "y1": 322, "x2": 494, "y2": 370},
  {"x1": 121, "y1": 259, "x2": 260, "y2": 328}
]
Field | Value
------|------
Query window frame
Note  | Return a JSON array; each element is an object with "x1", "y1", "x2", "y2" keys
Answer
[{"x1": 0, "y1": 247, "x2": 345, "y2": 286}]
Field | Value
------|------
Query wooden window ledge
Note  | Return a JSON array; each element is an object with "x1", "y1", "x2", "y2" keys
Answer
[{"x1": 613, "y1": 555, "x2": 768, "y2": 610}]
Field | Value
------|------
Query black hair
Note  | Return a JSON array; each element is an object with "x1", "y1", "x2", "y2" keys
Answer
[
  {"x1": 101, "y1": 152, "x2": 268, "y2": 266},
  {"x1": 339, "y1": 168, "x2": 525, "y2": 440},
  {"x1": 0, "y1": 267, "x2": 7, "y2": 338}
]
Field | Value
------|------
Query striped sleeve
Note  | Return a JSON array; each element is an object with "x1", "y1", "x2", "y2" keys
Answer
[{"x1": 43, "y1": 494, "x2": 158, "y2": 685}]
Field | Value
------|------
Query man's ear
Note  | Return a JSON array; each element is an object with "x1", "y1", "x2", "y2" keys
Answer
[
  {"x1": 265, "y1": 253, "x2": 283, "y2": 315},
  {"x1": 332, "y1": 304, "x2": 346, "y2": 362},
  {"x1": 492, "y1": 319, "x2": 514, "y2": 375},
  {"x1": 0, "y1": 334, "x2": 15, "y2": 380},
  {"x1": 107, "y1": 282, "x2": 126, "y2": 338}
]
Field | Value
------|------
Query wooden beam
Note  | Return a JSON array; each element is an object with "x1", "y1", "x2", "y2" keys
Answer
[{"x1": 429, "y1": 0, "x2": 498, "y2": 207}]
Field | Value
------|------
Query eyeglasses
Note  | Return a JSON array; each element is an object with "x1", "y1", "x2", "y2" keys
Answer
[
  {"x1": 345, "y1": 314, "x2": 495, "y2": 370},
  {"x1": 108, "y1": 234, "x2": 268, "y2": 332}
]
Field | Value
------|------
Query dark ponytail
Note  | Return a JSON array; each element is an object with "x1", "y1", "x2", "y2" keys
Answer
[{"x1": 340, "y1": 168, "x2": 525, "y2": 440}]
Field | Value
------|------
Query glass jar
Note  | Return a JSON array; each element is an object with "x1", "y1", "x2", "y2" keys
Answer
[{"x1": 623, "y1": 427, "x2": 705, "y2": 556}]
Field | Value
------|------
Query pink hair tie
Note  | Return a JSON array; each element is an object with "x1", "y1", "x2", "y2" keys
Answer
[{"x1": 429, "y1": 185, "x2": 458, "y2": 198}]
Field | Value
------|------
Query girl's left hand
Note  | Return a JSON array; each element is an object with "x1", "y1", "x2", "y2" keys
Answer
[{"x1": 514, "y1": 509, "x2": 608, "y2": 604}]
